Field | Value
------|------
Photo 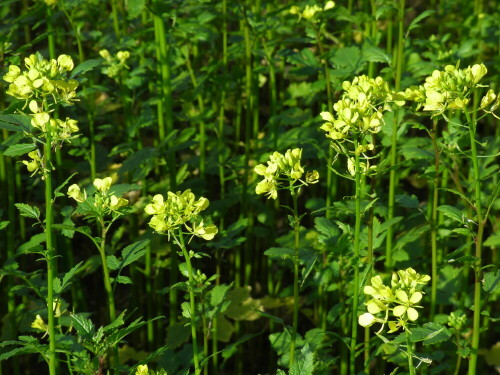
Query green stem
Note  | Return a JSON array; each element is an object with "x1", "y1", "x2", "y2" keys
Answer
[
  {"x1": 386, "y1": 0, "x2": 405, "y2": 270},
  {"x1": 44, "y1": 103, "x2": 57, "y2": 375},
  {"x1": 350, "y1": 139, "x2": 363, "y2": 375},
  {"x1": 289, "y1": 186, "x2": 300, "y2": 370},
  {"x1": 178, "y1": 230, "x2": 201, "y2": 375},
  {"x1": 429, "y1": 120, "x2": 440, "y2": 320},
  {"x1": 98, "y1": 221, "x2": 118, "y2": 371},
  {"x1": 464, "y1": 108, "x2": 484, "y2": 375},
  {"x1": 110, "y1": 0, "x2": 121, "y2": 39},
  {"x1": 406, "y1": 330, "x2": 415, "y2": 375}
]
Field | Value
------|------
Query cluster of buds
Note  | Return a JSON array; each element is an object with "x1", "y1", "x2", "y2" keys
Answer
[
  {"x1": 99, "y1": 49, "x2": 130, "y2": 80},
  {"x1": 289, "y1": 1, "x2": 335, "y2": 21},
  {"x1": 358, "y1": 267, "x2": 430, "y2": 333},
  {"x1": 404, "y1": 63, "x2": 489, "y2": 116},
  {"x1": 254, "y1": 148, "x2": 319, "y2": 199},
  {"x1": 3, "y1": 53, "x2": 77, "y2": 104},
  {"x1": 320, "y1": 75, "x2": 404, "y2": 141},
  {"x1": 144, "y1": 189, "x2": 217, "y2": 241},
  {"x1": 67, "y1": 177, "x2": 129, "y2": 218}
]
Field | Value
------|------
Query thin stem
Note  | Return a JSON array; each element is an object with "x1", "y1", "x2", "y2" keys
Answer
[
  {"x1": 429, "y1": 119, "x2": 440, "y2": 320},
  {"x1": 289, "y1": 186, "x2": 300, "y2": 369},
  {"x1": 44, "y1": 134, "x2": 57, "y2": 375},
  {"x1": 350, "y1": 138, "x2": 363, "y2": 375},
  {"x1": 97, "y1": 220, "x2": 118, "y2": 372},
  {"x1": 178, "y1": 230, "x2": 201, "y2": 375},
  {"x1": 386, "y1": 0, "x2": 405, "y2": 270},
  {"x1": 406, "y1": 330, "x2": 415, "y2": 375},
  {"x1": 464, "y1": 108, "x2": 484, "y2": 375}
]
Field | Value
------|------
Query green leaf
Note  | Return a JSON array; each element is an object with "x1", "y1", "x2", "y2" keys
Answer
[
  {"x1": 53, "y1": 172, "x2": 78, "y2": 199},
  {"x1": 70, "y1": 59, "x2": 101, "y2": 78},
  {"x1": 290, "y1": 344, "x2": 315, "y2": 375},
  {"x1": 115, "y1": 275, "x2": 132, "y2": 284},
  {"x1": 362, "y1": 43, "x2": 392, "y2": 64},
  {"x1": 70, "y1": 314, "x2": 94, "y2": 338},
  {"x1": 126, "y1": 0, "x2": 145, "y2": 18},
  {"x1": 0, "y1": 114, "x2": 32, "y2": 133},
  {"x1": 437, "y1": 205, "x2": 464, "y2": 224},
  {"x1": 210, "y1": 283, "x2": 232, "y2": 310},
  {"x1": 409, "y1": 322, "x2": 451, "y2": 345},
  {"x1": 484, "y1": 233, "x2": 500, "y2": 247},
  {"x1": 264, "y1": 247, "x2": 294, "y2": 260},
  {"x1": 406, "y1": 10, "x2": 436, "y2": 38},
  {"x1": 181, "y1": 302, "x2": 191, "y2": 319},
  {"x1": 395, "y1": 194, "x2": 420, "y2": 209},
  {"x1": 15, "y1": 203, "x2": 40, "y2": 219},
  {"x1": 0, "y1": 221, "x2": 9, "y2": 230},
  {"x1": 17, "y1": 233, "x2": 46, "y2": 254},
  {"x1": 314, "y1": 217, "x2": 339, "y2": 239},
  {"x1": 4, "y1": 143, "x2": 36, "y2": 157},
  {"x1": 55, "y1": 262, "x2": 83, "y2": 294},
  {"x1": 483, "y1": 271, "x2": 500, "y2": 294},
  {"x1": 120, "y1": 239, "x2": 149, "y2": 268},
  {"x1": 107, "y1": 255, "x2": 120, "y2": 271}
]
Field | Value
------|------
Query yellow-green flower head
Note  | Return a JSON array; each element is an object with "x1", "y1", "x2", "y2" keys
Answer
[
  {"x1": 23, "y1": 150, "x2": 42, "y2": 175},
  {"x1": 135, "y1": 364, "x2": 149, "y2": 375},
  {"x1": 254, "y1": 148, "x2": 319, "y2": 199},
  {"x1": 31, "y1": 112, "x2": 50, "y2": 131},
  {"x1": 3, "y1": 52, "x2": 77, "y2": 105},
  {"x1": 393, "y1": 290, "x2": 423, "y2": 321},
  {"x1": 116, "y1": 51, "x2": 130, "y2": 63},
  {"x1": 93, "y1": 177, "x2": 113, "y2": 193},
  {"x1": 480, "y1": 89, "x2": 499, "y2": 112},
  {"x1": 144, "y1": 190, "x2": 217, "y2": 241},
  {"x1": 302, "y1": 4, "x2": 322, "y2": 20},
  {"x1": 31, "y1": 314, "x2": 48, "y2": 332},
  {"x1": 422, "y1": 63, "x2": 488, "y2": 115},
  {"x1": 67, "y1": 184, "x2": 86, "y2": 202}
]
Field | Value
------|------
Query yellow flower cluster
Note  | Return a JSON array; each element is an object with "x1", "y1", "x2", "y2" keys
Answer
[
  {"x1": 254, "y1": 148, "x2": 319, "y2": 199},
  {"x1": 358, "y1": 267, "x2": 430, "y2": 333},
  {"x1": 144, "y1": 189, "x2": 217, "y2": 241},
  {"x1": 3, "y1": 53, "x2": 77, "y2": 103},
  {"x1": 404, "y1": 63, "x2": 488, "y2": 115},
  {"x1": 290, "y1": 1, "x2": 335, "y2": 21},
  {"x1": 99, "y1": 49, "x2": 130, "y2": 79},
  {"x1": 68, "y1": 177, "x2": 129, "y2": 214},
  {"x1": 320, "y1": 75, "x2": 404, "y2": 141}
]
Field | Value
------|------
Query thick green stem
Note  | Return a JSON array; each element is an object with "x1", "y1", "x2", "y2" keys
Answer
[
  {"x1": 406, "y1": 330, "x2": 415, "y2": 375},
  {"x1": 289, "y1": 187, "x2": 300, "y2": 369},
  {"x1": 464, "y1": 109, "x2": 484, "y2": 375},
  {"x1": 178, "y1": 231, "x2": 201, "y2": 375},
  {"x1": 350, "y1": 139, "x2": 363, "y2": 375}
]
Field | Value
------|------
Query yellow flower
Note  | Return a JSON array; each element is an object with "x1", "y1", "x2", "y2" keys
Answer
[
  {"x1": 109, "y1": 195, "x2": 128, "y2": 210},
  {"x1": 135, "y1": 364, "x2": 149, "y2": 375},
  {"x1": 93, "y1": 177, "x2": 113, "y2": 193},
  {"x1": 31, "y1": 314, "x2": 48, "y2": 332},
  {"x1": 68, "y1": 184, "x2": 86, "y2": 202}
]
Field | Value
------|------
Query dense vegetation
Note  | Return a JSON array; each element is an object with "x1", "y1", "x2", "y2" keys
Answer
[{"x1": 0, "y1": 0, "x2": 499, "y2": 374}]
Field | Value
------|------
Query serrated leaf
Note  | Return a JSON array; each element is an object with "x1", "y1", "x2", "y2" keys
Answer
[
  {"x1": 264, "y1": 247, "x2": 294, "y2": 260},
  {"x1": 410, "y1": 322, "x2": 451, "y2": 345},
  {"x1": 437, "y1": 205, "x2": 464, "y2": 224},
  {"x1": 483, "y1": 271, "x2": 500, "y2": 294},
  {"x1": 53, "y1": 173, "x2": 78, "y2": 200},
  {"x1": 15, "y1": 203, "x2": 40, "y2": 219},
  {"x1": 17, "y1": 233, "x2": 46, "y2": 253},
  {"x1": 120, "y1": 239, "x2": 149, "y2": 268},
  {"x1": 70, "y1": 314, "x2": 94, "y2": 338},
  {"x1": 70, "y1": 59, "x2": 101, "y2": 78},
  {"x1": 210, "y1": 284, "x2": 232, "y2": 309},
  {"x1": 181, "y1": 302, "x2": 191, "y2": 319},
  {"x1": 395, "y1": 194, "x2": 419, "y2": 209},
  {"x1": 0, "y1": 221, "x2": 10, "y2": 230},
  {"x1": 290, "y1": 344, "x2": 315, "y2": 375},
  {"x1": 314, "y1": 217, "x2": 339, "y2": 239},
  {"x1": 115, "y1": 275, "x2": 132, "y2": 284},
  {"x1": 59, "y1": 262, "x2": 83, "y2": 293},
  {"x1": 107, "y1": 255, "x2": 120, "y2": 271},
  {"x1": 0, "y1": 114, "x2": 32, "y2": 133},
  {"x1": 4, "y1": 143, "x2": 36, "y2": 157}
]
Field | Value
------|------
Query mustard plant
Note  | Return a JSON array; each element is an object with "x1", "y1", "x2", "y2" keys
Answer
[
  {"x1": 359, "y1": 268, "x2": 432, "y2": 374},
  {"x1": 404, "y1": 63, "x2": 499, "y2": 374},
  {"x1": 320, "y1": 74, "x2": 404, "y2": 374},
  {"x1": 255, "y1": 148, "x2": 319, "y2": 370},
  {"x1": 144, "y1": 189, "x2": 218, "y2": 375},
  {"x1": 3, "y1": 52, "x2": 78, "y2": 375}
]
